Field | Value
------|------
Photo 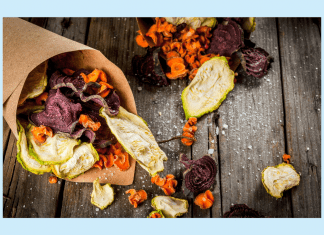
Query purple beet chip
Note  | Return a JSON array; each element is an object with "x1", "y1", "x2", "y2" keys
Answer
[
  {"x1": 240, "y1": 47, "x2": 272, "y2": 78},
  {"x1": 30, "y1": 89, "x2": 82, "y2": 133},
  {"x1": 70, "y1": 127, "x2": 96, "y2": 143},
  {"x1": 207, "y1": 20, "x2": 244, "y2": 57},
  {"x1": 223, "y1": 204, "x2": 266, "y2": 218},
  {"x1": 180, "y1": 153, "x2": 217, "y2": 193}
]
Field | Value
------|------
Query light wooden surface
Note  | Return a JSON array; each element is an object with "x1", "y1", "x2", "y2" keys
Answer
[{"x1": 3, "y1": 17, "x2": 321, "y2": 218}]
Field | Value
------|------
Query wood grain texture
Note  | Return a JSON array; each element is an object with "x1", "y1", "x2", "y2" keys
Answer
[
  {"x1": 3, "y1": 118, "x2": 11, "y2": 157},
  {"x1": 278, "y1": 18, "x2": 321, "y2": 218},
  {"x1": 218, "y1": 18, "x2": 292, "y2": 217},
  {"x1": 3, "y1": 17, "x2": 321, "y2": 218}
]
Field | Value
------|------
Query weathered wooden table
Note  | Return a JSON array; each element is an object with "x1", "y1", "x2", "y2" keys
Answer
[{"x1": 3, "y1": 17, "x2": 321, "y2": 218}]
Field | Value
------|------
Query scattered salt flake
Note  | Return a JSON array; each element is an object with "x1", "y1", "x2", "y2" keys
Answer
[
  {"x1": 306, "y1": 147, "x2": 309, "y2": 151},
  {"x1": 137, "y1": 87, "x2": 142, "y2": 91},
  {"x1": 216, "y1": 127, "x2": 219, "y2": 135},
  {"x1": 58, "y1": 181, "x2": 61, "y2": 185},
  {"x1": 208, "y1": 149, "x2": 214, "y2": 154},
  {"x1": 221, "y1": 130, "x2": 225, "y2": 135},
  {"x1": 96, "y1": 208, "x2": 99, "y2": 212},
  {"x1": 23, "y1": 205, "x2": 25, "y2": 208},
  {"x1": 248, "y1": 145, "x2": 252, "y2": 150},
  {"x1": 223, "y1": 124, "x2": 228, "y2": 130},
  {"x1": 211, "y1": 139, "x2": 215, "y2": 143},
  {"x1": 158, "y1": 112, "x2": 162, "y2": 116},
  {"x1": 157, "y1": 130, "x2": 162, "y2": 135}
]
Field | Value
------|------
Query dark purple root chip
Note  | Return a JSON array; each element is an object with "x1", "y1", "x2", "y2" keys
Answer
[
  {"x1": 240, "y1": 47, "x2": 272, "y2": 78},
  {"x1": 105, "y1": 91, "x2": 120, "y2": 116},
  {"x1": 179, "y1": 153, "x2": 217, "y2": 193},
  {"x1": 30, "y1": 89, "x2": 82, "y2": 133},
  {"x1": 50, "y1": 70, "x2": 120, "y2": 116},
  {"x1": 207, "y1": 19, "x2": 244, "y2": 57},
  {"x1": 223, "y1": 204, "x2": 266, "y2": 218},
  {"x1": 50, "y1": 70, "x2": 86, "y2": 90},
  {"x1": 70, "y1": 127, "x2": 96, "y2": 143},
  {"x1": 132, "y1": 47, "x2": 169, "y2": 87}
]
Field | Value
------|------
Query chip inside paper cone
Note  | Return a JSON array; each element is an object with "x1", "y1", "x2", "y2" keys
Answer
[{"x1": 3, "y1": 18, "x2": 137, "y2": 185}]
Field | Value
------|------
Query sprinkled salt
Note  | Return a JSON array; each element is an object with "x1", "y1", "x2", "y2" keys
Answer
[
  {"x1": 137, "y1": 87, "x2": 142, "y2": 91},
  {"x1": 306, "y1": 147, "x2": 309, "y2": 151},
  {"x1": 208, "y1": 149, "x2": 214, "y2": 154},
  {"x1": 223, "y1": 124, "x2": 228, "y2": 130},
  {"x1": 248, "y1": 145, "x2": 252, "y2": 150},
  {"x1": 96, "y1": 208, "x2": 99, "y2": 212},
  {"x1": 211, "y1": 139, "x2": 215, "y2": 143},
  {"x1": 222, "y1": 130, "x2": 225, "y2": 135},
  {"x1": 216, "y1": 127, "x2": 219, "y2": 135},
  {"x1": 158, "y1": 112, "x2": 162, "y2": 116}
]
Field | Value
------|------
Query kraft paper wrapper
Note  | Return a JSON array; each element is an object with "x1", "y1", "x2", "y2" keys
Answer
[{"x1": 3, "y1": 18, "x2": 136, "y2": 185}]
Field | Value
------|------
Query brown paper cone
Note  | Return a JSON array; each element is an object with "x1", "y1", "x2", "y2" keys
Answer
[{"x1": 3, "y1": 18, "x2": 137, "y2": 185}]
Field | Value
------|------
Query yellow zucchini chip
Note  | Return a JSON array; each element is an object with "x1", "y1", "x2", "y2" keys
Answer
[
  {"x1": 151, "y1": 196, "x2": 188, "y2": 218},
  {"x1": 181, "y1": 56, "x2": 235, "y2": 119},
  {"x1": 16, "y1": 121, "x2": 51, "y2": 175},
  {"x1": 27, "y1": 126, "x2": 80, "y2": 165},
  {"x1": 18, "y1": 60, "x2": 48, "y2": 106},
  {"x1": 91, "y1": 178, "x2": 114, "y2": 210},
  {"x1": 262, "y1": 163, "x2": 300, "y2": 199},
  {"x1": 100, "y1": 106, "x2": 167, "y2": 176},
  {"x1": 52, "y1": 142, "x2": 99, "y2": 179}
]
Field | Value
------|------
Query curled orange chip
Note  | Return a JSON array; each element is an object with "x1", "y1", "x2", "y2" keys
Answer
[
  {"x1": 31, "y1": 125, "x2": 53, "y2": 143},
  {"x1": 49, "y1": 176, "x2": 58, "y2": 184},
  {"x1": 126, "y1": 189, "x2": 147, "y2": 208},
  {"x1": 114, "y1": 152, "x2": 130, "y2": 171},
  {"x1": 194, "y1": 190, "x2": 214, "y2": 209},
  {"x1": 105, "y1": 153, "x2": 115, "y2": 168},
  {"x1": 151, "y1": 174, "x2": 177, "y2": 196},
  {"x1": 150, "y1": 213, "x2": 162, "y2": 218},
  {"x1": 283, "y1": 154, "x2": 291, "y2": 164},
  {"x1": 151, "y1": 175, "x2": 166, "y2": 187},
  {"x1": 87, "y1": 69, "x2": 101, "y2": 83},
  {"x1": 79, "y1": 114, "x2": 101, "y2": 132}
]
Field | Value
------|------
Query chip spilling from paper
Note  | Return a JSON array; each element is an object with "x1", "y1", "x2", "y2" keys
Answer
[{"x1": 16, "y1": 63, "x2": 168, "y2": 183}]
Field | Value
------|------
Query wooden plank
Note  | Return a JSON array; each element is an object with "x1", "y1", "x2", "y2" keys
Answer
[
  {"x1": 191, "y1": 112, "x2": 222, "y2": 218},
  {"x1": 209, "y1": 112, "x2": 223, "y2": 218},
  {"x1": 278, "y1": 18, "x2": 321, "y2": 218},
  {"x1": 218, "y1": 18, "x2": 292, "y2": 217},
  {"x1": 3, "y1": 118, "x2": 11, "y2": 157}
]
